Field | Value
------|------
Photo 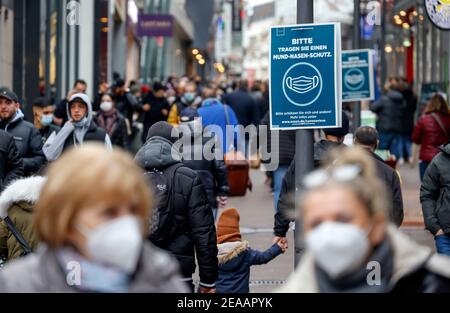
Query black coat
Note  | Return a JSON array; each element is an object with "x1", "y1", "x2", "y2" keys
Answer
[
  {"x1": 179, "y1": 124, "x2": 229, "y2": 209},
  {"x1": 273, "y1": 144, "x2": 404, "y2": 236},
  {"x1": 222, "y1": 89, "x2": 259, "y2": 127},
  {"x1": 421, "y1": 143, "x2": 450, "y2": 235},
  {"x1": 400, "y1": 88, "x2": 417, "y2": 135},
  {"x1": 370, "y1": 151, "x2": 404, "y2": 226},
  {"x1": 135, "y1": 136, "x2": 218, "y2": 287},
  {"x1": 62, "y1": 121, "x2": 107, "y2": 151},
  {"x1": 39, "y1": 124, "x2": 61, "y2": 144},
  {"x1": 95, "y1": 112, "x2": 129, "y2": 148},
  {"x1": 0, "y1": 114, "x2": 45, "y2": 176},
  {"x1": 370, "y1": 90, "x2": 406, "y2": 133},
  {"x1": 0, "y1": 130, "x2": 24, "y2": 191}
]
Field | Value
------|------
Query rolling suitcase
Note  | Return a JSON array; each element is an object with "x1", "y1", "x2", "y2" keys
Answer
[{"x1": 224, "y1": 151, "x2": 252, "y2": 197}]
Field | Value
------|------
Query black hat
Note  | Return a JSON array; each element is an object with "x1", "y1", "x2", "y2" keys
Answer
[
  {"x1": 0, "y1": 87, "x2": 18, "y2": 102},
  {"x1": 324, "y1": 112, "x2": 350, "y2": 138},
  {"x1": 153, "y1": 82, "x2": 168, "y2": 92},
  {"x1": 146, "y1": 121, "x2": 178, "y2": 143}
]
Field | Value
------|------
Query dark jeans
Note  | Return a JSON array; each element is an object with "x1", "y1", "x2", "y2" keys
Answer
[
  {"x1": 378, "y1": 131, "x2": 400, "y2": 157},
  {"x1": 419, "y1": 161, "x2": 430, "y2": 182},
  {"x1": 435, "y1": 234, "x2": 450, "y2": 256}
]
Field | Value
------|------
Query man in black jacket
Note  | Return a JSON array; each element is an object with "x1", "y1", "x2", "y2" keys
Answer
[
  {"x1": 0, "y1": 87, "x2": 46, "y2": 176},
  {"x1": 273, "y1": 112, "x2": 349, "y2": 245},
  {"x1": 354, "y1": 126, "x2": 404, "y2": 226},
  {"x1": 0, "y1": 130, "x2": 24, "y2": 191},
  {"x1": 32, "y1": 97, "x2": 61, "y2": 144},
  {"x1": 135, "y1": 121, "x2": 218, "y2": 292},
  {"x1": 178, "y1": 108, "x2": 229, "y2": 220},
  {"x1": 421, "y1": 142, "x2": 450, "y2": 256}
]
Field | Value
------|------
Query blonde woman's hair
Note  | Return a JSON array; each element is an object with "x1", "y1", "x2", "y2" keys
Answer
[
  {"x1": 35, "y1": 144, "x2": 152, "y2": 248},
  {"x1": 317, "y1": 146, "x2": 390, "y2": 218}
]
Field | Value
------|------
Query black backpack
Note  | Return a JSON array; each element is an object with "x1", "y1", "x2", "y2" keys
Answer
[{"x1": 145, "y1": 163, "x2": 183, "y2": 247}]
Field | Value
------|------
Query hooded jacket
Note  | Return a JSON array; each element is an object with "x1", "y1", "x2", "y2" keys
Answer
[
  {"x1": 135, "y1": 136, "x2": 218, "y2": 288},
  {"x1": 370, "y1": 90, "x2": 406, "y2": 133},
  {"x1": 217, "y1": 241, "x2": 282, "y2": 293},
  {"x1": 179, "y1": 122, "x2": 229, "y2": 209},
  {"x1": 277, "y1": 226, "x2": 450, "y2": 293},
  {"x1": 0, "y1": 242, "x2": 188, "y2": 293},
  {"x1": 0, "y1": 130, "x2": 24, "y2": 192},
  {"x1": 421, "y1": 143, "x2": 450, "y2": 235},
  {"x1": 43, "y1": 94, "x2": 112, "y2": 161},
  {"x1": 0, "y1": 110, "x2": 45, "y2": 175},
  {"x1": 0, "y1": 176, "x2": 46, "y2": 261}
]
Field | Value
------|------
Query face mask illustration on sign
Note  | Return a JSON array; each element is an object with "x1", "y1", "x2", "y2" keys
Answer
[
  {"x1": 346, "y1": 73, "x2": 364, "y2": 85},
  {"x1": 285, "y1": 75, "x2": 320, "y2": 94}
]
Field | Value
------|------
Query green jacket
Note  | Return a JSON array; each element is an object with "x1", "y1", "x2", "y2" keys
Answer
[{"x1": 0, "y1": 176, "x2": 46, "y2": 261}]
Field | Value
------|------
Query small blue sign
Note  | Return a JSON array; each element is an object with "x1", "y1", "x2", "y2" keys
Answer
[
  {"x1": 342, "y1": 49, "x2": 375, "y2": 102},
  {"x1": 269, "y1": 23, "x2": 342, "y2": 130}
]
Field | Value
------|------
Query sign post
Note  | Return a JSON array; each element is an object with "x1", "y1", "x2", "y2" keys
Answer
[{"x1": 271, "y1": 0, "x2": 341, "y2": 266}]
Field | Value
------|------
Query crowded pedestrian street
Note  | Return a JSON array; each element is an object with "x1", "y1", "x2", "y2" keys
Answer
[{"x1": 1, "y1": 0, "x2": 450, "y2": 306}]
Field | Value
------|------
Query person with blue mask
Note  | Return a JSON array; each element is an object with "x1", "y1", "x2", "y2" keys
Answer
[
  {"x1": 32, "y1": 97, "x2": 60, "y2": 144},
  {"x1": 43, "y1": 93, "x2": 112, "y2": 161}
]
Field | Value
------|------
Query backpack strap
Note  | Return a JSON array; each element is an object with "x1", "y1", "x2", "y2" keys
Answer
[
  {"x1": 3, "y1": 216, "x2": 32, "y2": 256},
  {"x1": 431, "y1": 113, "x2": 450, "y2": 139}
]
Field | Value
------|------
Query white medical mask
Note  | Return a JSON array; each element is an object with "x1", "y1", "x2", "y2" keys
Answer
[
  {"x1": 305, "y1": 221, "x2": 371, "y2": 279},
  {"x1": 286, "y1": 75, "x2": 320, "y2": 94},
  {"x1": 77, "y1": 215, "x2": 143, "y2": 273},
  {"x1": 100, "y1": 101, "x2": 113, "y2": 112},
  {"x1": 41, "y1": 114, "x2": 54, "y2": 127}
]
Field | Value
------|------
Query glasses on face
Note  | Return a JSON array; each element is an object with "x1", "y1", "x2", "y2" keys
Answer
[{"x1": 303, "y1": 164, "x2": 362, "y2": 190}]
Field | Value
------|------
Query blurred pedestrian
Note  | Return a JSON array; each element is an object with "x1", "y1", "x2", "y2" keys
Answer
[
  {"x1": 0, "y1": 87, "x2": 46, "y2": 176},
  {"x1": 135, "y1": 122, "x2": 218, "y2": 293},
  {"x1": 112, "y1": 78, "x2": 140, "y2": 128},
  {"x1": 412, "y1": 94, "x2": 450, "y2": 180},
  {"x1": 54, "y1": 79, "x2": 87, "y2": 126},
  {"x1": 141, "y1": 82, "x2": 171, "y2": 143},
  {"x1": 369, "y1": 81, "x2": 406, "y2": 159},
  {"x1": 32, "y1": 97, "x2": 60, "y2": 144},
  {"x1": 0, "y1": 144, "x2": 187, "y2": 293},
  {"x1": 198, "y1": 98, "x2": 239, "y2": 154},
  {"x1": 0, "y1": 176, "x2": 46, "y2": 262},
  {"x1": 260, "y1": 111, "x2": 295, "y2": 212},
  {"x1": 43, "y1": 94, "x2": 112, "y2": 161},
  {"x1": 354, "y1": 126, "x2": 404, "y2": 226},
  {"x1": 167, "y1": 82, "x2": 202, "y2": 126},
  {"x1": 222, "y1": 80, "x2": 259, "y2": 128},
  {"x1": 421, "y1": 142, "x2": 450, "y2": 256},
  {"x1": 95, "y1": 93, "x2": 129, "y2": 149},
  {"x1": 279, "y1": 147, "x2": 450, "y2": 292},
  {"x1": 0, "y1": 130, "x2": 23, "y2": 192},
  {"x1": 178, "y1": 108, "x2": 229, "y2": 220},
  {"x1": 397, "y1": 78, "x2": 417, "y2": 164},
  {"x1": 216, "y1": 208, "x2": 285, "y2": 293},
  {"x1": 273, "y1": 112, "x2": 350, "y2": 244}
]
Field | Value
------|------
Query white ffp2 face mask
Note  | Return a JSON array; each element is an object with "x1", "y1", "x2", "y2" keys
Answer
[
  {"x1": 100, "y1": 102, "x2": 113, "y2": 112},
  {"x1": 305, "y1": 221, "x2": 371, "y2": 279},
  {"x1": 77, "y1": 215, "x2": 143, "y2": 274}
]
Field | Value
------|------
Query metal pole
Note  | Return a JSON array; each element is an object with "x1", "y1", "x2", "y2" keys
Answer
[
  {"x1": 352, "y1": 0, "x2": 361, "y2": 130},
  {"x1": 380, "y1": 0, "x2": 387, "y2": 91},
  {"x1": 294, "y1": 0, "x2": 314, "y2": 268}
]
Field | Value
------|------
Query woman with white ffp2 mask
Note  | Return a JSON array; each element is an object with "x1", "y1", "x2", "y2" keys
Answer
[
  {"x1": 278, "y1": 147, "x2": 450, "y2": 293},
  {"x1": 94, "y1": 93, "x2": 130, "y2": 149},
  {"x1": 0, "y1": 144, "x2": 188, "y2": 293}
]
